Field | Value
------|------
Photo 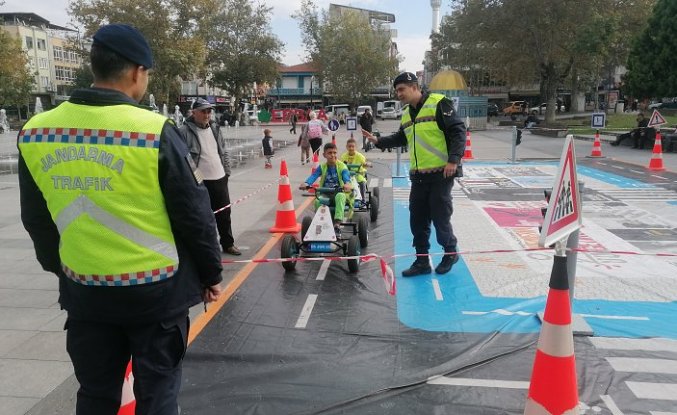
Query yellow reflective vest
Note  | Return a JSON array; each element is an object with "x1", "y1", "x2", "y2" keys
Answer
[
  {"x1": 400, "y1": 93, "x2": 448, "y2": 172},
  {"x1": 18, "y1": 102, "x2": 178, "y2": 287}
]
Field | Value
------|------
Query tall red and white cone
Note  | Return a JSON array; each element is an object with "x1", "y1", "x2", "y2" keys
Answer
[
  {"x1": 648, "y1": 131, "x2": 666, "y2": 171},
  {"x1": 117, "y1": 361, "x2": 135, "y2": 415},
  {"x1": 524, "y1": 255, "x2": 579, "y2": 415},
  {"x1": 587, "y1": 130, "x2": 604, "y2": 158},
  {"x1": 463, "y1": 129, "x2": 474, "y2": 159},
  {"x1": 269, "y1": 160, "x2": 301, "y2": 233}
]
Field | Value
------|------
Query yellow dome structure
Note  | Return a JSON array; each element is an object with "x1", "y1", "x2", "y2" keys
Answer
[{"x1": 429, "y1": 70, "x2": 467, "y2": 92}]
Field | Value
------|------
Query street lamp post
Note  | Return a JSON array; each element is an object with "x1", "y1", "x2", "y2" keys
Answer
[{"x1": 310, "y1": 75, "x2": 314, "y2": 110}]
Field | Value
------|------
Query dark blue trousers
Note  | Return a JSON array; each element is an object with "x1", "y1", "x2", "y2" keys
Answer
[{"x1": 409, "y1": 175, "x2": 457, "y2": 254}]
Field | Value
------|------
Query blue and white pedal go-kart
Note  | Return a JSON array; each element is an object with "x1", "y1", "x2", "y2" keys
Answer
[{"x1": 280, "y1": 186, "x2": 369, "y2": 273}]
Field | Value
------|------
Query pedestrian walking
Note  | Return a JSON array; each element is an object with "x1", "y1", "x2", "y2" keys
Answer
[
  {"x1": 17, "y1": 24, "x2": 223, "y2": 415},
  {"x1": 262, "y1": 128, "x2": 274, "y2": 168},
  {"x1": 359, "y1": 108, "x2": 374, "y2": 150},
  {"x1": 289, "y1": 111, "x2": 298, "y2": 134},
  {"x1": 306, "y1": 110, "x2": 329, "y2": 155},
  {"x1": 362, "y1": 72, "x2": 466, "y2": 276}
]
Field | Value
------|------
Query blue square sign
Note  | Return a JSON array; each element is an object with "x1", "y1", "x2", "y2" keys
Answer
[{"x1": 591, "y1": 113, "x2": 606, "y2": 129}]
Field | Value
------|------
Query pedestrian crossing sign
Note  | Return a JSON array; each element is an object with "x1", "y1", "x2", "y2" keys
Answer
[
  {"x1": 647, "y1": 109, "x2": 667, "y2": 128},
  {"x1": 539, "y1": 135, "x2": 582, "y2": 247}
]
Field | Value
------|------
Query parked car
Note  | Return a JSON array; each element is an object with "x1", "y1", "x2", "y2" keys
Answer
[
  {"x1": 502, "y1": 101, "x2": 527, "y2": 116},
  {"x1": 650, "y1": 98, "x2": 677, "y2": 110},
  {"x1": 380, "y1": 107, "x2": 398, "y2": 120},
  {"x1": 487, "y1": 103, "x2": 499, "y2": 116}
]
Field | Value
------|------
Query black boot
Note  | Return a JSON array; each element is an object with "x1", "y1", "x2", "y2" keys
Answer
[
  {"x1": 435, "y1": 252, "x2": 460, "y2": 274},
  {"x1": 402, "y1": 256, "x2": 431, "y2": 277}
]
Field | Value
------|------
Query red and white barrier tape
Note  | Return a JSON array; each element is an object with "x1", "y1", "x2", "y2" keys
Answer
[
  {"x1": 213, "y1": 177, "x2": 282, "y2": 215},
  {"x1": 219, "y1": 247, "x2": 677, "y2": 297}
]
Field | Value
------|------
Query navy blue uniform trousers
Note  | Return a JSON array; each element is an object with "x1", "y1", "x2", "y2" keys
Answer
[
  {"x1": 66, "y1": 313, "x2": 188, "y2": 415},
  {"x1": 409, "y1": 174, "x2": 457, "y2": 254}
]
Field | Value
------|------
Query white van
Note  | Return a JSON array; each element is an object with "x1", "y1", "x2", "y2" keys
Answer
[
  {"x1": 324, "y1": 104, "x2": 350, "y2": 123},
  {"x1": 377, "y1": 100, "x2": 402, "y2": 119}
]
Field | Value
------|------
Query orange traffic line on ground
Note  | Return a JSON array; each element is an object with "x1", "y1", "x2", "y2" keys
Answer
[{"x1": 187, "y1": 195, "x2": 314, "y2": 345}]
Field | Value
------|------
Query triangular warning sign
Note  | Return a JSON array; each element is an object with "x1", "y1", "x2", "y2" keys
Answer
[
  {"x1": 539, "y1": 136, "x2": 582, "y2": 248},
  {"x1": 647, "y1": 109, "x2": 667, "y2": 128}
]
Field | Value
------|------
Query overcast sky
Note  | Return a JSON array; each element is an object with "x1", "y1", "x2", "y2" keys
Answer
[{"x1": 2, "y1": 0, "x2": 449, "y2": 73}]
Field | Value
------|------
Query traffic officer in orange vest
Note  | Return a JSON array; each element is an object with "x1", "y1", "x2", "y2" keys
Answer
[
  {"x1": 362, "y1": 72, "x2": 466, "y2": 276},
  {"x1": 18, "y1": 24, "x2": 223, "y2": 415}
]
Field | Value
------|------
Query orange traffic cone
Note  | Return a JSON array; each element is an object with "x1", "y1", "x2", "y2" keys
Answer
[
  {"x1": 118, "y1": 361, "x2": 135, "y2": 415},
  {"x1": 648, "y1": 131, "x2": 665, "y2": 171},
  {"x1": 269, "y1": 160, "x2": 301, "y2": 233},
  {"x1": 587, "y1": 130, "x2": 604, "y2": 158},
  {"x1": 463, "y1": 129, "x2": 474, "y2": 159},
  {"x1": 524, "y1": 255, "x2": 578, "y2": 415}
]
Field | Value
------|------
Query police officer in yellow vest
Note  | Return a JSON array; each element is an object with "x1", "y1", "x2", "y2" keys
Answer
[
  {"x1": 362, "y1": 72, "x2": 466, "y2": 276},
  {"x1": 18, "y1": 24, "x2": 223, "y2": 415}
]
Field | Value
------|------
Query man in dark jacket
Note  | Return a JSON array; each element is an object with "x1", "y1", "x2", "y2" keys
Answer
[
  {"x1": 180, "y1": 98, "x2": 241, "y2": 255},
  {"x1": 18, "y1": 24, "x2": 223, "y2": 415},
  {"x1": 359, "y1": 108, "x2": 374, "y2": 150}
]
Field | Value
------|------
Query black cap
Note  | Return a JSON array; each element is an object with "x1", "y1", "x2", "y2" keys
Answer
[
  {"x1": 191, "y1": 98, "x2": 214, "y2": 111},
  {"x1": 93, "y1": 24, "x2": 153, "y2": 69},
  {"x1": 393, "y1": 72, "x2": 418, "y2": 87}
]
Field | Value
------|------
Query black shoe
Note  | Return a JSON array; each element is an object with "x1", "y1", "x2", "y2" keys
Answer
[
  {"x1": 223, "y1": 246, "x2": 242, "y2": 256},
  {"x1": 435, "y1": 253, "x2": 460, "y2": 274},
  {"x1": 402, "y1": 258, "x2": 432, "y2": 277}
]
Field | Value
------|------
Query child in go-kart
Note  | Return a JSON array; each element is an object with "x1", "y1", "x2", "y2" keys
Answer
[
  {"x1": 340, "y1": 137, "x2": 371, "y2": 206},
  {"x1": 300, "y1": 142, "x2": 352, "y2": 234}
]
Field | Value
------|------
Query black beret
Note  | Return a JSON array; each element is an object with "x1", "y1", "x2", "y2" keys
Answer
[
  {"x1": 393, "y1": 72, "x2": 418, "y2": 87},
  {"x1": 93, "y1": 24, "x2": 153, "y2": 69}
]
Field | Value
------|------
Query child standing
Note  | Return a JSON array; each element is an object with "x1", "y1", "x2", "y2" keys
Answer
[
  {"x1": 262, "y1": 128, "x2": 274, "y2": 169},
  {"x1": 340, "y1": 138, "x2": 370, "y2": 204},
  {"x1": 298, "y1": 123, "x2": 311, "y2": 165}
]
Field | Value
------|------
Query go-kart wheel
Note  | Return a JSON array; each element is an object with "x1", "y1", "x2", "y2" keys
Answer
[
  {"x1": 347, "y1": 235, "x2": 360, "y2": 273},
  {"x1": 301, "y1": 216, "x2": 313, "y2": 241},
  {"x1": 369, "y1": 195, "x2": 379, "y2": 222},
  {"x1": 372, "y1": 187, "x2": 380, "y2": 198},
  {"x1": 281, "y1": 234, "x2": 299, "y2": 272},
  {"x1": 358, "y1": 214, "x2": 369, "y2": 248}
]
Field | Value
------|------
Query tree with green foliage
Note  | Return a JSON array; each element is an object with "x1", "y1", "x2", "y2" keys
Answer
[
  {"x1": 206, "y1": 0, "x2": 283, "y2": 118},
  {"x1": 68, "y1": 0, "x2": 216, "y2": 105},
  {"x1": 625, "y1": 0, "x2": 677, "y2": 99},
  {"x1": 0, "y1": 30, "x2": 34, "y2": 118},
  {"x1": 294, "y1": 0, "x2": 399, "y2": 107}
]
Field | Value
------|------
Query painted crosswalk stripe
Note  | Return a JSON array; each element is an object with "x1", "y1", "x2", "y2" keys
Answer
[
  {"x1": 626, "y1": 381, "x2": 677, "y2": 401},
  {"x1": 591, "y1": 337, "x2": 677, "y2": 353},
  {"x1": 650, "y1": 412, "x2": 677, "y2": 415},
  {"x1": 605, "y1": 357, "x2": 677, "y2": 375},
  {"x1": 427, "y1": 376, "x2": 528, "y2": 389},
  {"x1": 382, "y1": 178, "x2": 392, "y2": 188},
  {"x1": 369, "y1": 178, "x2": 378, "y2": 189},
  {"x1": 432, "y1": 279, "x2": 443, "y2": 301},
  {"x1": 316, "y1": 259, "x2": 330, "y2": 281},
  {"x1": 600, "y1": 395, "x2": 625, "y2": 415},
  {"x1": 295, "y1": 294, "x2": 318, "y2": 329}
]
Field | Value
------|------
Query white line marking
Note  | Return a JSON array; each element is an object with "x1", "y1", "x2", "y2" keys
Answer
[
  {"x1": 427, "y1": 376, "x2": 528, "y2": 389},
  {"x1": 579, "y1": 314, "x2": 649, "y2": 321},
  {"x1": 606, "y1": 357, "x2": 677, "y2": 374},
  {"x1": 626, "y1": 382, "x2": 677, "y2": 401},
  {"x1": 368, "y1": 178, "x2": 378, "y2": 188},
  {"x1": 382, "y1": 178, "x2": 392, "y2": 188},
  {"x1": 651, "y1": 175, "x2": 668, "y2": 180},
  {"x1": 316, "y1": 259, "x2": 330, "y2": 280},
  {"x1": 611, "y1": 165, "x2": 625, "y2": 170},
  {"x1": 650, "y1": 412, "x2": 677, "y2": 415},
  {"x1": 432, "y1": 279, "x2": 443, "y2": 301},
  {"x1": 591, "y1": 337, "x2": 677, "y2": 353},
  {"x1": 630, "y1": 169, "x2": 644, "y2": 174},
  {"x1": 600, "y1": 395, "x2": 625, "y2": 415},
  {"x1": 295, "y1": 294, "x2": 318, "y2": 329}
]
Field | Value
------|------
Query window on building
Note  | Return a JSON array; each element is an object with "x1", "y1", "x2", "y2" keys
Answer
[
  {"x1": 41, "y1": 76, "x2": 50, "y2": 88},
  {"x1": 53, "y1": 46, "x2": 64, "y2": 61},
  {"x1": 55, "y1": 66, "x2": 76, "y2": 82},
  {"x1": 26, "y1": 36, "x2": 33, "y2": 49},
  {"x1": 29, "y1": 57, "x2": 36, "y2": 70},
  {"x1": 37, "y1": 39, "x2": 47, "y2": 51},
  {"x1": 39, "y1": 58, "x2": 48, "y2": 70}
]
